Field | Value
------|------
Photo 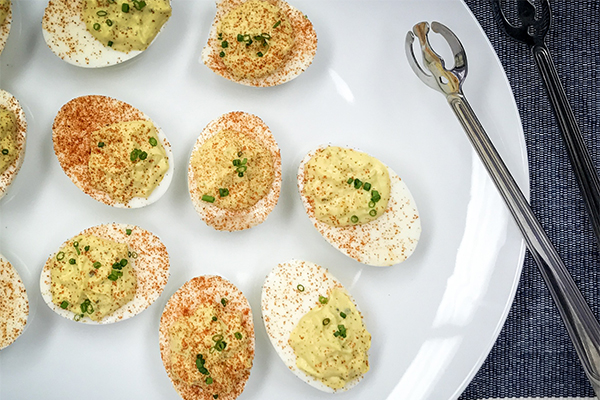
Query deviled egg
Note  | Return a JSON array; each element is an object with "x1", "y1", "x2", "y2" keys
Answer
[
  {"x1": 42, "y1": 0, "x2": 172, "y2": 67},
  {"x1": 202, "y1": 0, "x2": 317, "y2": 86},
  {"x1": 0, "y1": 89, "x2": 27, "y2": 201},
  {"x1": 262, "y1": 260, "x2": 371, "y2": 392},
  {"x1": 0, "y1": 253, "x2": 29, "y2": 350},
  {"x1": 188, "y1": 111, "x2": 281, "y2": 231},
  {"x1": 40, "y1": 223, "x2": 170, "y2": 324},
  {"x1": 53, "y1": 95, "x2": 173, "y2": 208},
  {"x1": 298, "y1": 145, "x2": 421, "y2": 266},
  {"x1": 159, "y1": 275, "x2": 255, "y2": 400},
  {"x1": 0, "y1": 0, "x2": 11, "y2": 55}
]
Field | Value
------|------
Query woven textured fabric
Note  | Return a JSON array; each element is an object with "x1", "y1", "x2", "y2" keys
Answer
[{"x1": 459, "y1": 0, "x2": 600, "y2": 398}]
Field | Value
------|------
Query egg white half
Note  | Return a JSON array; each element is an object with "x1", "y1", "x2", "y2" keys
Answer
[
  {"x1": 0, "y1": 1, "x2": 12, "y2": 55},
  {"x1": 0, "y1": 89, "x2": 27, "y2": 201},
  {"x1": 202, "y1": 0, "x2": 317, "y2": 87},
  {"x1": 187, "y1": 111, "x2": 282, "y2": 231},
  {"x1": 40, "y1": 223, "x2": 170, "y2": 325},
  {"x1": 0, "y1": 253, "x2": 29, "y2": 350},
  {"x1": 297, "y1": 146, "x2": 422, "y2": 267},
  {"x1": 52, "y1": 95, "x2": 174, "y2": 208},
  {"x1": 42, "y1": 0, "x2": 169, "y2": 68},
  {"x1": 261, "y1": 259, "x2": 368, "y2": 393}
]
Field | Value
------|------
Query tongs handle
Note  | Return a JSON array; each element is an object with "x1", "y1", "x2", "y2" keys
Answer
[
  {"x1": 448, "y1": 92, "x2": 600, "y2": 394},
  {"x1": 532, "y1": 43, "x2": 600, "y2": 247}
]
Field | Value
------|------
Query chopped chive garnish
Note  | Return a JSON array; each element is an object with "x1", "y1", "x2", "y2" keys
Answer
[
  {"x1": 96, "y1": 10, "x2": 107, "y2": 16},
  {"x1": 213, "y1": 395, "x2": 219, "y2": 399},
  {"x1": 56, "y1": 252, "x2": 65, "y2": 261},
  {"x1": 202, "y1": 194, "x2": 215, "y2": 203},
  {"x1": 206, "y1": 377, "x2": 213, "y2": 385},
  {"x1": 107, "y1": 40, "x2": 113, "y2": 47},
  {"x1": 235, "y1": 332, "x2": 242, "y2": 340},
  {"x1": 133, "y1": 0, "x2": 146, "y2": 10},
  {"x1": 369, "y1": 209, "x2": 377, "y2": 216},
  {"x1": 221, "y1": 298, "x2": 228, "y2": 307},
  {"x1": 107, "y1": 272, "x2": 119, "y2": 281},
  {"x1": 120, "y1": 259, "x2": 128, "y2": 267},
  {"x1": 60, "y1": 300, "x2": 69, "y2": 309},
  {"x1": 69, "y1": 258, "x2": 76, "y2": 265},
  {"x1": 219, "y1": 51, "x2": 225, "y2": 57},
  {"x1": 363, "y1": 182, "x2": 372, "y2": 191},
  {"x1": 368, "y1": 201, "x2": 375, "y2": 208},
  {"x1": 347, "y1": 178, "x2": 353, "y2": 184},
  {"x1": 93, "y1": 23, "x2": 101, "y2": 30},
  {"x1": 351, "y1": 215, "x2": 359, "y2": 223},
  {"x1": 219, "y1": 188, "x2": 229, "y2": 197},
  {"x1": 1, "y1": 149, "x2": 8, "y2": 155},
  {"x1": 106, "y1": 19, "x2": 113, "y2": 26},
  {"x1": 126, "y1": 228, "x2": 132, "y2": 235},
  {"x1": 323, "y1": 318, "x2": 330, "y2": 326},
  {"x1": 84, "y1": 245, "x2": 90, "y2": 252},
  {"x1": 121, "y1": 3, "x2": 129, "y2": 12},
  {"x1": 232, "y1": 159, "x2": 241, "y2": 166},
  {"x1": 257, "y1": 52, "x2": 263, "y2": 57},
  {"x1": 139, "y1": 151, "x2": 148, "y2": 160},
  {"x1": 237, "y1": 34, "x2": 244, "y2": 42},
  {"x1": 74, "y1": 314, "x2": 83, "y2": 321},
  {"x1": 340, "y1": 312, "x2": 347, "y2": 318},
  {"x1": 149, "y1": 137, "x2": 158, "y2": 146},
  {"x1": 297, "y1": 284, "x2": 305, "y2": 292},
  {"x1": 319, "y1": 295, "x2": 328, "y2": 304},
  {"x1": 237, "y1": 166, "x2": 247, "y2": 173},
  {"x1": 353, "y1": 179, "x2": 363, "y2": 189},
  {"x1": 212, "y1": 316, "x2": 217, "y2": 321},
  {"x1": 238, "y1": 172, "x2": 244, "y2": 177},
  {"x1": 273, "y1": 20, "x2": 281, "y2": 28},
  {"x1": 371, "y1": 190, "x2": 381, "y2": 202},
  {"x1": 221, "y1": 40, "x2": 228, "y2": 48},
  {"x1": 93, "y1": 262, "x2": 101, "y2": 269}
]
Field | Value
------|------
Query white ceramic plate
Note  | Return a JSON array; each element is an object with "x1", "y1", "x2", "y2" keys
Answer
[{"x1": 0, "y1": 1, "x2": 527, "y2": 400}]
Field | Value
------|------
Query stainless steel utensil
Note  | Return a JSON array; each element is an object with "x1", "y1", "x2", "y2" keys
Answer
[
  {"x1": 405, "y1": 21, "x2": 600, "y2": 396},
  {"x1": 491, "y1": 0, "x2": 600, "y2": 248}
]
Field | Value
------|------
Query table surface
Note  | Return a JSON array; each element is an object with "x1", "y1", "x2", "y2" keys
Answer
[{"x1": 460, "y1": 1, "x2": 600, "y2": 399}]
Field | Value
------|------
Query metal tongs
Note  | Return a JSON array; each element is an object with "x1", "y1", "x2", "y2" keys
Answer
[
  {"x1": 405, "y1": 21, "x2": 600, "y2": 396},
  {"x1": 491, "y1": 0, "x2": 600, "y2": 248}
]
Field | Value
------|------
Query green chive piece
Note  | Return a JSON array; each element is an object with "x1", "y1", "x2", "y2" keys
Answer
[
  {"x1": 93, "y1": 262, "x2": 101, "y2": 269},
  {"x1": 206, "y1": 377, "x2": 213, "y2": 385},
  {"x1": 323, "y1": 318, "x2": 330, "y2": 326},
  {"x1": 106, "y1": 19, "x2": 113, "y2": 26},
  {"x1": 238, "y1": 172, "x2": 244, "y2": 177},
  {"x1": 1, "y1": 149, "x2": 8, "y2": 155},
  {"x1": 60, "y1": 300, "x2": 69, "y2": 309},
  {"x1": 334, "y1": 331, "x2": 340, "y2": 337},
  {"x1": 221, "y1": 40, "x2": 228, "y2": 48},
  {"x1": 232, "y1": 159, "x2": 241, "y2": 166},
  {"x1": 257, "y1": 52, "x2": 263, "y2": 57},
  {"x1": 56, "y1": 252, "x2": 65, "y2": 261},
  {"x1": 241, "y1": 158, "x2": 247, "y2": 165},
  {"x1": 237, "y1": 34, "x2": 244, "y2": 42},
  {"x1": 149, "y1": 137, "x2": 158, "y2": 146},
  {"x1": 139, "y1": 151, "x2": 148, "y2": 160},
  {"x1": 198, "y1": 366, "x2": 208, "y2": 375},
  {"x1": 98, "y1": 142, "x2": 105, "y2": 148},
  {"x1": 133, "y1": 0, "x2": 146, "y2": 10},
  {"x1": 351, "y1": 215, "x2": 359, "y2": 223},
  {"x1": 363, "y1": 182, "x2": 372, "y2": 191},
  {"x1": 297, "y1": 284, "x2": 305, "y2": 292},
  {"x1": 273, "y1": 20, "x2": 281, "y2": 28},
  {"x1": 212, "y1": 334, "x2": 224, "y2": 342},
  {"x1": 353, "y1": 179, "x2": 363, "y2": 189},
  {"x1": 69, "y1": 258, "x2": 76, "y2": 265},
  {"x1": 93, "y1": 23, "x2": 101, "y2": 31},
  {"x1": 130, "y1": 149, "x2": 139, "y2": 161},
  {"x1": 319, "y1": 295, "x2": 328, "y2": 304},
  {"x1": 212, "y1": 316, "x2": 217, "y2": 321},
  {"x1": 107, "y1": 41, "x2": 114, "y2": 47},
  {"x1": 120, "y1": 259, "x2": 128, "y2": 267},
  {"x1": 74, "y1": 314, "x2": 83, "y2": 321},
  {"x1": 368, "y1": 201, "x2": 375, "y2": 208},
  {"x1": 122, "y1": 3, "x2": 129, "y2": 12},
  {"x1": 340, "y1": 312, "x2": 347, "y2": 318},
  {"x1": 237, "y1": 151, "x2": 243, "y2": 157},
  {"x1": 221, "y1": 298, "x2": 228, "y2": 307},
  {"x1": 202, "y1": 195, "x2": 215, "y2": 203},
  {"x1": 196, "y1": 358, "x2": 205, "y2": 372},
  {"x1": 347, "y1": 178, "x2": 353, "y2": 184},
  {"x1": 219, "y1": 188, "x2": 229, "y2": 197},
  {"x1": 213, "y1": 395, "x2": 219, "y2": 399},
  {"x1": 219, "y1": 51, "x2": 225, "y2": 58},
  {"x1": 84, "y1": 245, "x2": 90, "y2": 252},
  {"x1": 126, "y1": 228, "x2": 132, "y2": 235},
  {"x1": 96, "y1": 10, "x2": 107, "y2": 16},
  {"x1": 237, "y1": 166, "x2": 247, "y2": 173},
  {"x1": 107, "y1": 273, "x2": 118, "y2": 281},
  {"x1": 235, "y1": 332, "x2": 242, "y2": 340},
  {"x1": 369, "y1": 209, "x2": 377, "y2": 217},
  {"x1": 218, "y1": 32, "x2": 223, "y2": 40},
  {"x1": 371, "y1": 190, "x2": 381, "y2": 202}
]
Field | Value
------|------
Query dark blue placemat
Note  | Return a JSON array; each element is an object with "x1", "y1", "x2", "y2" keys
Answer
[{"x1": 459, "y1": 0, "x2": 600, "y2": 398}]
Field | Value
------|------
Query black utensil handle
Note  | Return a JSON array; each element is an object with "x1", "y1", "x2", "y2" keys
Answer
[{"x1": 532, "y1": 44, "x2": 600, "y2": 247}]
